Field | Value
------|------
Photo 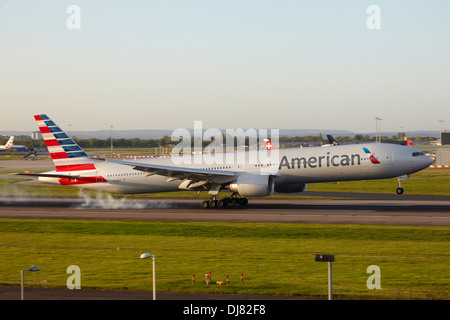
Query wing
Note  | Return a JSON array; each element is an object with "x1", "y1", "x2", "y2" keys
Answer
[{"x1": 105, "y1": 158, "x2": 237, "y2": 192}]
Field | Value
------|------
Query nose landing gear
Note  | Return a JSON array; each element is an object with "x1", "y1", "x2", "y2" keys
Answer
[{"x1": 396, "y1": 175, "x2": 408, "y2": 195}]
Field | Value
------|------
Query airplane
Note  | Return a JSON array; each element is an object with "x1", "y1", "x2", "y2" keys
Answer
[
  {"x1": 0, "y1": 136, "x2": 14, "y2": 151},
  {"x1": 326, "y1": 135, "x2": 339, "y2": 146},
  {"x1": 264, "y1": 139, "x2": 274, "y2": 150},
  {"x1": 320, "y1": 135, "x2": 339, "y2": 147},
  {"x1": 404, "y1": 137, "x2": 414, "y2": 146},
  {"x1": 17, "y1": 114, "x2": 433, "y2": 208},
  {"x1": 0, "y1": 136, "x2": 26, "y2": 151}
]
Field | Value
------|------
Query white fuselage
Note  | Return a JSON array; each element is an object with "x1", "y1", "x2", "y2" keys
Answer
[{"x1": 38, "y1": 143, "x2": 432, "y2": 195}]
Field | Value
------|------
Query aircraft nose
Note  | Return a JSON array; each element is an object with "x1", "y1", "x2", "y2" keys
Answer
[
  {"x1": 425, "y1": 156, "x2": 433, "y2": 167},
  {"x1": 416, "y1": 155, "x2": 433, "y2": 170}
]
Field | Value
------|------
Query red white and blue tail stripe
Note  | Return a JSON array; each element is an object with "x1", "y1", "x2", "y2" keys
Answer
[{"x1": 34, "y1": 114, "x2": 97, "y2": 173}]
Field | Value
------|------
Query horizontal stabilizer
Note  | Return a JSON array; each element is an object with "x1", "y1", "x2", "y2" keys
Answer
[{"x1": 14, "y1": 172, "x2": 80, "y2": 179}]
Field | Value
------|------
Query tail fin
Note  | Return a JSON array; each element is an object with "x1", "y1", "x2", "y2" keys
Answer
[
  {"x1": 5, "y1": 136, "x2": 14, "y2": 148},
  {"x1": 34, "y1": 114, "x2": 96, "y2": 172},
  {"x1": 326, "y1": 135, "x2": 339, "y2": 145},
  {"x1": 264, "y1": 139, "x2": 274, "y2": 150},
  {"x1": 404, "y1": 137, "x2": 414, "y2": 146}
]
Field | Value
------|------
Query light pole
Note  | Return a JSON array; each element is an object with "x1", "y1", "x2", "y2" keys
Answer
[
  {"x1": 375, "y1": 117, "x2": 382, "y2": 143},
  {"x1": 110, "y1": 125, "x2": 114, "y2": 152},
  {"x1": 140, "y1": 253, "x2": 156, "y2": 300},
  {"x1": 315, "y1": 254, "x2": 334, "y2": 300},
  {"x1": 21, "y1": 265, "x2": 40, "y2": 300}
]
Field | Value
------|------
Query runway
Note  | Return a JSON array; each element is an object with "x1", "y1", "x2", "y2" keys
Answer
[
  {"x1": 2, "y1": 159, "x2": 450, "y2": 226},
  {"x1": 1, "y1": 196, "x2": 449, "y2": 226}
]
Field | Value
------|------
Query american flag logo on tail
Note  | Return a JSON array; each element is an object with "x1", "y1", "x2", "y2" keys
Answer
[{"x1": 34, "y1": 114, "x2": 98, "y2": 173}]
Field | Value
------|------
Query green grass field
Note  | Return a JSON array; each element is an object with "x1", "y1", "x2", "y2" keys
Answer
[{"x1": 0, "y1": 219, "x2": 448, "y2": 299}]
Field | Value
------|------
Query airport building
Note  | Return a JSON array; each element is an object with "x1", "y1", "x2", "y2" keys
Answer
[
  {"x1": 31, "y1": 131, "x2": 42, "y2": 140},
  {"x1": 434, "y1": 149, "x2": 450, "y2": 166},
  {"x1": 434, "y1": 133, "x2": 450, "y2": 166},
  {"x1": 442, "y1": 132, "x2": 450, "y2": 145}
]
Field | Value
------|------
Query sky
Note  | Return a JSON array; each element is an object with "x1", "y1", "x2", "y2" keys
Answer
[{"x1": 1, "y1": 1, "x2": 449, "y2": 134}]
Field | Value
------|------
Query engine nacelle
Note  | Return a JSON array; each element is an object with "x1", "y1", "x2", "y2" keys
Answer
[
  {"x1": 229, "y1": 174, "x2": 275, "y2": 197},
  {"x1": 274, "y1": 183, "x2": 307, "y2": 193}
]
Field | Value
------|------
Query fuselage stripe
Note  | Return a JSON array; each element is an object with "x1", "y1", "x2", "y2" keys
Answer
[
  {"x1": 58, "y1": 176, "x2": 107, "y2": 185},
  {"x1": 55, "y1": 164, "x2": 97, "y2": 172}
]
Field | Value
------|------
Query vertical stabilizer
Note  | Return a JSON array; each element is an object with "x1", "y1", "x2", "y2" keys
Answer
[
  {"x1": 34, "y1": 114, "x2": 96, "y2": 172},
  {"x1": 5, "y1": 136, "x2": 14, "y2": 148}
]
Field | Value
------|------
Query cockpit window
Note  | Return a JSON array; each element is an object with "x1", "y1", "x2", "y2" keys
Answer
[{"x1": 412, "y1": 152, "x2": 425, "y2": 157}]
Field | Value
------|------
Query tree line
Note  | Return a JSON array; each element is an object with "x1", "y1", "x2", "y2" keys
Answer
[{"x1": 0, "y1": 133, "x2": 437, "y2": 149}]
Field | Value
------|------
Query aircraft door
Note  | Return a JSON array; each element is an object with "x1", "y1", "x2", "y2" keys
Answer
[{"x1": 385, "y1": 152, "x2": 394, "y2": 164}]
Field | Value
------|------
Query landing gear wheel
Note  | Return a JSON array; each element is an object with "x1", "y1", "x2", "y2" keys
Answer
[
  {"x1": 229, "y1": 193, "x2": 248, "y2": 206},
  {"x1": 201, "y1": 193, "x2": 248, "y2": 208},
  {"x1": 238, "y1": 198, "x2": 248, "y2": 206},
  {"x1": 396, "y1": 176, "x2": 407, "y2": 195},
  {"x1": 201, "y1": 200, "x2": 210, "y2": 209},
  {"x1": 201, "y1": 195, "x2": 225, "y2": 209}
]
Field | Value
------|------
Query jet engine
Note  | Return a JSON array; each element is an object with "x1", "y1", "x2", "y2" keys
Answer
[
  {"x1": 274, "y1": 183, "x2": 307, "y2": 193},
  {"x1": 229, "y1": 174, "x2": 274, "y2": 197}
]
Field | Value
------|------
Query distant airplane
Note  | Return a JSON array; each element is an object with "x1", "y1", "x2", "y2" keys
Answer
[
  {"x1": 0, "y1": 136, "x2": 26, "y2": 151},
  {"x1": 404, "y1": 137, "x2": 414, "y2": 146},
  {"x1": 263, "y1": 139, "x2": 274, "y2": 150},
  {"x1": 320, "y1": 135, "x2": 339, "y2": 147},
  {"x1": 0, "y1": 136, "x2": 14, "y2": 151},
  {"x1": 18, "y1": 114, "x2": 433, "y2": 208},
  {"x1": 326, "y1": 135, "x2": 339, "y2": 145}
]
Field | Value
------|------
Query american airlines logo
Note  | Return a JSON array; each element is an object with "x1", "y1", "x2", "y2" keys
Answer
[
  {"x1": 279, "y1": 147, "x2": 380, "y2": 171},
  {"x1": 363, "y1": 147, "x2": 381, "y2": 164},
  {"x1": 279, "y1": 152, "x2": 362, "y2": 170}
]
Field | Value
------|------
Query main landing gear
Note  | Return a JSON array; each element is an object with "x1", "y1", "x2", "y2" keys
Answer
[{"x1": 201, "y1": 193, "x2": 248, "y2": 209}]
